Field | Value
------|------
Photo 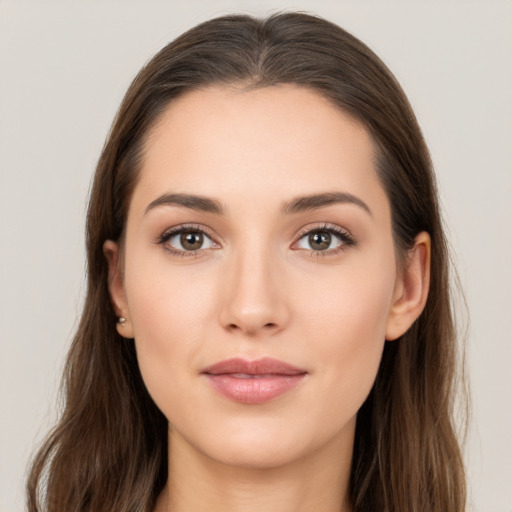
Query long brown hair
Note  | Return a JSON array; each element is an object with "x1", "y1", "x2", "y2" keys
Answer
[{"x1": 27, "y1": 12, "x2": 466, "y2": 512}]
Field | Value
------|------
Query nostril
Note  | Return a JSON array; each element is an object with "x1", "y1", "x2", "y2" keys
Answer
[{"x1": 226, "y1": 322, "x2": 277, "y2": 332}]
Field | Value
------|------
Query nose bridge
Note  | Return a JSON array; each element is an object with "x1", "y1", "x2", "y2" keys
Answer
[{"x1": 219, "y1": 234, "x2": 288, "y2": 335}]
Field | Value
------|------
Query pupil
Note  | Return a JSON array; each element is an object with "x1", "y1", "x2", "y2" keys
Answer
[
  {"x1": 309, "y1": 231, "x2": 331, "y2": 250},
  {"x1": 181, "y1": 231, "x2": 203, "y2": 250}
]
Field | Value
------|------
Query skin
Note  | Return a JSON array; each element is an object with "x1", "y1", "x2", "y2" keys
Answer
[{"x1": 104, "y1": 84, "x2": 430, "y2": 512}]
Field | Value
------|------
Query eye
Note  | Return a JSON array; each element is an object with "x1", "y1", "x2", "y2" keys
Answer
[
  {"x1": 294, "y1": 225, "x2": 355, "y2": 254},
  {"x1": 158, "y1": 226, "x2": 217, "y2": 254}
]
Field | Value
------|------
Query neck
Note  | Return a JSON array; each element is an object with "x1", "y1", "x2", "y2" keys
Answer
[{"x1": 155, "y1": 427, "x2": 354, "y2": 512}]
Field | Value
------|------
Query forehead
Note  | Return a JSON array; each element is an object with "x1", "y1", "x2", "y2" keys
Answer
[{"x1": 132, "y1": 84, "x2": 387, "y2": 217}]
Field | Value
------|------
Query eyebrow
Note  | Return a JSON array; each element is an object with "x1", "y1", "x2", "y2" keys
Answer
[
  {"x1": 144, "y1": 191, "x2": 371, "y2": 217},
  {"x1": 281, "y1": 192, "x2": 372, "y2": 216},
  {"x1": 145, "y1": 193, "x2": 225, "y2": 215}
]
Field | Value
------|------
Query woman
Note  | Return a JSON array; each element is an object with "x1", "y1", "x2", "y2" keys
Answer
[{"x1": 27, "y1": 12, "x2": 466, "y2": 512}]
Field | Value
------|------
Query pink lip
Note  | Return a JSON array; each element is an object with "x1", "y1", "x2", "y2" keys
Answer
[{"x1": 202, "y1": 357, "x2": 307, "y2": 404}]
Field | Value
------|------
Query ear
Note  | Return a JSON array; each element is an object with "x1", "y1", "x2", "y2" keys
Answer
[
  {"x1": 103, "y1": 240, "x2": 134, "y2": 338},
  {"x1": 385, "y1": 231, "x2": 431, "y2": 341}
]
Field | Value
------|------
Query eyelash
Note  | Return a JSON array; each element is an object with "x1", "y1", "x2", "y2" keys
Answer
[
  {"x1": 156, "y1": 223, "x2": 355, "y2": 259},
  {"x1": 294, "y1": 223, "x2": 356, "y2": 258},
  {"x1": 156, "y1": 224, "x2": 217, "y2": 258}
]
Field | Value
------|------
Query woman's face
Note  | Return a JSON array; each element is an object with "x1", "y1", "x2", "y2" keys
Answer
[{"x1": 106, "y1": 84, "x2": 426, "y2": 469}]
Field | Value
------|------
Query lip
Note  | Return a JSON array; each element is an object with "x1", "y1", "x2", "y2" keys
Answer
[{"x1": 202, "y1": 357, "x2": 308, "y2": 404}]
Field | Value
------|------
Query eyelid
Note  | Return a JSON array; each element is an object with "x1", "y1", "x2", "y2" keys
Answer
[
  {"x1": 158, "y1": 223, "x2": 218, "y2": 240},
  {"x1": 156, "y1": 223, "x2": 221, "y2": 256},
  {"x1": 291, "y1": 222, "x2": 356, "y2": 254},
  {"x1": 294, "y1": 222, "x2": 354, "y2": 241}
]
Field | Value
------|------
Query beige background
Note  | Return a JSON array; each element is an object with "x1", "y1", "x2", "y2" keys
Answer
[{"x1": 1, "y1": 1, "x2": 511, "y2": 511}]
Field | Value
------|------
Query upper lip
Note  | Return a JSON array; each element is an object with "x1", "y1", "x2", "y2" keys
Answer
[{"x1": 202, "y1": 357, "x2": 307, "y2": 376}]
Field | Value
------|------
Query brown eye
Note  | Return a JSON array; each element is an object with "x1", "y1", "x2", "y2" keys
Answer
[
  {"x1": 163, "y1": 228, "x2": 216, "y2": 253},
  {"x1": 308, "y1": 231, "x2": 331, "y2": 251},
  {"x1": 294, "y1": 226, "x2": 353, "y2": 254},
  {"x1": 180, "y1": 231, "x2": 204, "y2": 250}
]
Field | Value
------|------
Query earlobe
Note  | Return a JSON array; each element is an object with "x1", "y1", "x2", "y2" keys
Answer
[
  {"x1": 103, "y1": 240, "x2": 134, "y2": 338},
  {"x1": 385, "y1": 232, "x2": 431, "y2": 341}
]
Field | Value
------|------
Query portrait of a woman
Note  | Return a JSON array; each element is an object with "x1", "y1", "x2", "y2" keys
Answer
[
  {"x1": 22, "y1": 12, "x2": 468, "y2": 512},
  {"x1": 1, "y1": 4, "x2": 510, "y2": 512}
]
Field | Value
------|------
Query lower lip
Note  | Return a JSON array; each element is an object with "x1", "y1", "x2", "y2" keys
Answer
[{"x1": 204, "y1": 374, "x2": 306, "y2": 404}]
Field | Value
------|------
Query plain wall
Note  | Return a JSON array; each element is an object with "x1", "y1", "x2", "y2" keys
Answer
[{"x1": 1, "y1": 1, "x2": 511, "y2": 511}]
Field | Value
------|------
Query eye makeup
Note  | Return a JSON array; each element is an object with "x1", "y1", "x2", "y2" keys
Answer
[{"x1": 155, "y1": 221, "x2": 356, "y2": 260}]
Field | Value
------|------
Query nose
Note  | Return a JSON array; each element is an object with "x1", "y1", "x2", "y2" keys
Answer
[{"x1": 218, "y1": 245, "x2": 290, "y2": 337}]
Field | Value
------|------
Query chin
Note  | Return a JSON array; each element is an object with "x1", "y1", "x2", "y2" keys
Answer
[
  {"x1": 171, "y1": 416, "x2": 315, "y2": 470},
  {"x1": 205, "y1": 436, "x2": 308, "y2": 470}
]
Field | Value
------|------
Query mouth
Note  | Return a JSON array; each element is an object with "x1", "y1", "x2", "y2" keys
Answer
[{"x1": 201, "y1": 357, "x2": 308, "y2": 404}]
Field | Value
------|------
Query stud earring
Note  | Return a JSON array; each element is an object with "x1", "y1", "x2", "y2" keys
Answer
[{"x1": 117, "y1": 317, "x2": 126, "y2": 326}]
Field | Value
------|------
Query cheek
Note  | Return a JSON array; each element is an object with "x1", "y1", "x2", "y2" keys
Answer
[
  {"x1": 122, "y1": 251, "x2": 218, "y2": 415},
  {"x1": 125, "y1": 242, "x2": 217, "y2": 336},
  {"x1": 296, "y1": 255, "x2": 396, "y2": 413}
]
